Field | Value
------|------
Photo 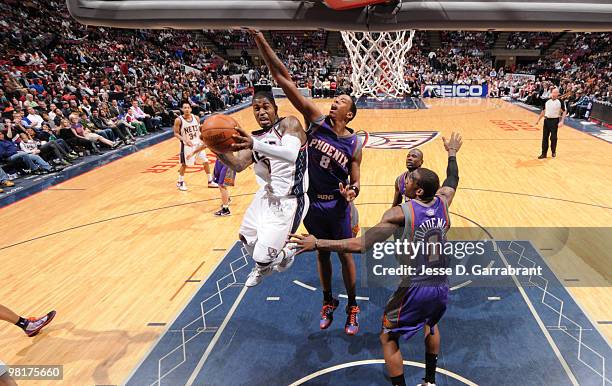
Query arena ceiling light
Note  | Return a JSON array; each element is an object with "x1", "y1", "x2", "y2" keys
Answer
[{"x1": 66, "y1": 0, "x2": 612, "y2": 31}]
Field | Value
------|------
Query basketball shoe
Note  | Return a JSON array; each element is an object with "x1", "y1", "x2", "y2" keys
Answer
[
  {"x1": 24, "y1": 310, "x2": 56, "y2": 337},
  {"x1": 214, "y1": 207, "x2": 231, "y2": 216},
  {"x1": 345, "y1": 305, "x2": 360, "y2": 335},
  {"x1": 245, "y1": 265, "x2": 273, "y2": 287},
  {"x1": 320, "y1": 298, "x2": 339, "y2": 329},
  {"x1": 273, "y1": 243, "x2": 298, "y2": 273},
  {"x1": 176, "y1": 181, "x2": 188, "y2": 191}
]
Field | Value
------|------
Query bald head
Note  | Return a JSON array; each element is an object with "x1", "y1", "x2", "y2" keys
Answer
[
  {"x1": 551, "y1": 88, "x2": 560, "y2": 100},
  {"x1": 406, "y1": 149, "x2": 424, "y2": 171}
]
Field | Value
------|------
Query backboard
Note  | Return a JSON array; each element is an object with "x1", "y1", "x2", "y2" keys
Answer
[{"x1": 66, "y1": 0, "x2": 612, "y2": 31}]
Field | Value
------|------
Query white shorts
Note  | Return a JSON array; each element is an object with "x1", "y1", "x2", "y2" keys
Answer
[
  {"x1": 180, "y1": 142, "x2": 207, "y2": 166},
  {"x1": 0, "y1": 360, "x2": 6, "y2": 376},
  {"x1": 239, "y1": 190, "x2": 309, "y2": 264}
]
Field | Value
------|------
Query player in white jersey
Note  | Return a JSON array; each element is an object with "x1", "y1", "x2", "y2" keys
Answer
[
  {"x1": 214, "y1": 86, "x2": 308, "y2": 287},
  {"x1": 173, "y1": 102, "x2": 213, "y2": 191}
]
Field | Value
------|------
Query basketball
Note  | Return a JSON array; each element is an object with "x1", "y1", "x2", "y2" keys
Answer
[{"x1": 201, "y1": 114, "x2": 240, "y2": 153}]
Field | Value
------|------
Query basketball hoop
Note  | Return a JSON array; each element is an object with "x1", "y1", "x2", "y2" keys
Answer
[{"x1": 341, "y1": 29, "x2": 416, "y2": 100}]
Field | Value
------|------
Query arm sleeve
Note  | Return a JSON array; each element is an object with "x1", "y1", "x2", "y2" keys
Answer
[
  {"x1": 307, "y1": 115, "x2": 326, "y2": 133},
  {"x1": 442, "y1": 156, "x2": 459, "y2": 189},
  {"x1": 252, "y1": 134, "x2": 301, "y2": 163}
]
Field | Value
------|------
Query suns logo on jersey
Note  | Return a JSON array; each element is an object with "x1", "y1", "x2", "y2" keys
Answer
[{"x1": 357, "y1": 131, "x2": 438, "y2": 150}]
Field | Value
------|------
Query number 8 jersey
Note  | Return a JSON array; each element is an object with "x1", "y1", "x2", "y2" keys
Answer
[{"x1": 307, "y1": 116, "x2": 359, "y2": 204}]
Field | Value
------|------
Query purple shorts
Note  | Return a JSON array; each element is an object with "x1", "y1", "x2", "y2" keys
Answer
[
  {"x1": 303, "y1": 198, "x2": 358, "y2": 239},
  {"x1": 213, "y1": 159, "x2": 235, "y2": 187},
  {"x1": 383, "y1": 285, "x2": 449, "y2": 340}
]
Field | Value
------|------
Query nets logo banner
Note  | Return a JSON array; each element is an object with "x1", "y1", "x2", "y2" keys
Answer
[
  {"x1": 357, "y1": 131, "x2": 439, "y2": 150},
  {"x1": 422, "y1": 84, "x2": 488, "y2": 98}
]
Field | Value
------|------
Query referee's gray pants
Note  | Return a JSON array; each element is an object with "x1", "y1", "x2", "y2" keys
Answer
[{"x1": 542, "y1": 117, "x2": 559, "y2": 155}]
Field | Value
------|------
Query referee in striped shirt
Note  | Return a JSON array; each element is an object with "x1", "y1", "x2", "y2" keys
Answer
[{"x1": 536, "y1": 88, "x2": 566, "y2": 159}]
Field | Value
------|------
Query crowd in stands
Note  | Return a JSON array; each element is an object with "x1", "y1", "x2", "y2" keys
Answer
[
  {"x1": 204, "y1": 29, "x2": 256, "y2": 51},
  {"x1": 267, "y1": 30, "x2": 352, "y2": 97},
  {"x1": 400, "y1": 31, "x2": 494, "y2": 96},
  {"x1": 272, "y1": 30, "x2": 327, "y2": 54},
  {"x1": 505, "y1": 32, "x2": 558, "y2": 50},
  {"x1": 440, "y1": 31, "x2": 496, "y2": 56},
  {"x1": 498, "y1": 33, "x2": 611, "y2": 117},
  {"x1": 404, "y1": 31, "x2": 610, "y2": 120},
  {"x1": 0, "y1": 0, "x2": 258, "y2": 192},
  {"x1": 0, "y1": 0, "x2": 610, "y2": 193}
]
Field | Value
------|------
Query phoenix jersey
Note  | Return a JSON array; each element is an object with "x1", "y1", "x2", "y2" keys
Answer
[
  {"x1": 397, "y1": 196, "x2": 451, "y2": 286},
  {"x1": 307, "y1": 116, "x2": 359, "y2": 200}
]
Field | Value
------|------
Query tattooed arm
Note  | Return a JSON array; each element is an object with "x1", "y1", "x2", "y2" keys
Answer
[{"x1": 214, "y1": 150, "x2": 253, "y2": 173}]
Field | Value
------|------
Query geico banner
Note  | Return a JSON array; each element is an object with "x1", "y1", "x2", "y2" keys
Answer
[{"x1": 422, "y1": 84, "x2": 488, "y2": 98}]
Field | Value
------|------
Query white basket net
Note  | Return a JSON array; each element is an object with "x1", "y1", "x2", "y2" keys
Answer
[{"x1": 341, "y1": 30, "x2": 416, "y2": 100}]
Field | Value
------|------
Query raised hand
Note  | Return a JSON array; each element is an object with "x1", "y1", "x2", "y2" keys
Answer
[
  {"x1": 245, "y1": 28, "x2": 260, "y2": 35},
  {"x1": 442, "y1": 132, "x2": 462, "y2": 156}
]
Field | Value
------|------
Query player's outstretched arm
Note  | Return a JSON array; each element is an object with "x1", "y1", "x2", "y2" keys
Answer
[
  {"x1": 290, "y1": 206, "x2": 404, "y2": 254},
  {"x1": 438, "y1": 132, "x2": 462, "y2": 207},
  {"x1": 251, "y1": 31, "x2": 322, "y2": 124}
]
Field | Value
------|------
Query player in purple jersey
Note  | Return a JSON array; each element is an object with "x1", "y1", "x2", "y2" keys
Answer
[
  {"x1": 252, "y1": 30, "x2": 363, "y2": 335},
  {"x1": 212, "y1": 159, "x2": 236, "y2": 217},
  {"x1": 292, "y1": 133, "x2": 462, "y2": 386},
  {"x1": 193, "y1": 132, "x2": 237, "y2": 217},
  {"x1": 392, "y1": 148, "x2": 460, "y2": 207},
  {"x1": 392, "y1": 149, "x2": 424, "y2": 206}
]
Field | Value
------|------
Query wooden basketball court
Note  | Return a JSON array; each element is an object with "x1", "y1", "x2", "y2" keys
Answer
[{"x1": 0, "y1": 98, "x2": 610, "y2": 385}]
